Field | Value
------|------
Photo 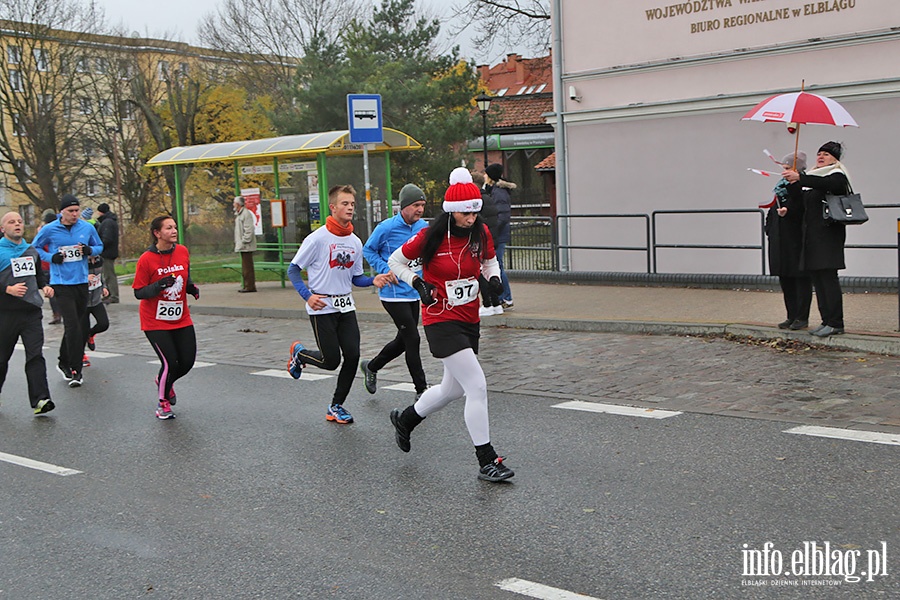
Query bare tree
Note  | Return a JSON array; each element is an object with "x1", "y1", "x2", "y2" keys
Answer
[
  {"x1": 450, "y1": 0, "x2": 550, "y2": 61},
  {"x1": 197, "y1": 0, "x2": 366, "y2": 111},
  {"x1": 0, "y1": 0, "x2": 111, "y2": 212}
]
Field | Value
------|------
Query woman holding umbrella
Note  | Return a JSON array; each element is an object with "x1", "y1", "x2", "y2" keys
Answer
[{"x1": 780, "y1": 141, "x2": 851, "y2": 337}]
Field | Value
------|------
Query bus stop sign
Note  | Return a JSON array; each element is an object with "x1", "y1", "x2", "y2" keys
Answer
[{"x1": 347, "y1": 94, "x2": 383, "y2": 144}]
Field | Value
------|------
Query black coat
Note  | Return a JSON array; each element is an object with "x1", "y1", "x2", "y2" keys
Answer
[
  {"x1": 96, "y1": 212, "x2": 119, "y2": 259},
  {"x1": 785, "y1": 171, "x2": 850, "y2": 271},
  {"x1": 479, "y1": 188, "x2": 500, "y2": 240},
  {"x1": 765, "y1": 203, "x2": 805, "y2": 276}
]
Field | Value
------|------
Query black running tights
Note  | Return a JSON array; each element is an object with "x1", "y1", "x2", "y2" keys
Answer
[{"x1": 145, "y1": 326, "x2": 196, "y2": 401}]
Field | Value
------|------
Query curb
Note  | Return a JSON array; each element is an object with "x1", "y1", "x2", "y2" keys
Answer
[{"x1": 117, "y1": 303, "x2": 900, "y2": 357}]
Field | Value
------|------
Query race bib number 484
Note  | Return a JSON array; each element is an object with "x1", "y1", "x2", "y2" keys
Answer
[{"x1": 330, "y1": 293, "x2": 355, "y2": 313}]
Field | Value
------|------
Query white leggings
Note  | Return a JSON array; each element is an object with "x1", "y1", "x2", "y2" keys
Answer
[{"x1": 413, "y1": 348, "x2": 490, "y2": 446}]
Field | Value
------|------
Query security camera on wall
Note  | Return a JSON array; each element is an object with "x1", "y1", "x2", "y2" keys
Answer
[{"x1": 568, "y1": 86, "x2": 581, "y2": 102}]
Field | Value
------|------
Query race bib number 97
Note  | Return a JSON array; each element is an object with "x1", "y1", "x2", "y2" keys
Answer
[
  {"x1": 445, "y1": 277, "x2": 478, "y2": 307},
  {"x1": 156, "y1": 300, "x2": 184, "y2": 321}
]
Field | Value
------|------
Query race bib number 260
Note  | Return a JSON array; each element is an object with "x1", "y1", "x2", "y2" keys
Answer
[{"x1": 156, "y1": 300, "x2": 184, "y2": 321}]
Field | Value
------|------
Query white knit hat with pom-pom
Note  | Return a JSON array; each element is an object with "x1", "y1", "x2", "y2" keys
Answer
[{"x1": 442, "y1": 167, "x2": 483, "y2": 213}]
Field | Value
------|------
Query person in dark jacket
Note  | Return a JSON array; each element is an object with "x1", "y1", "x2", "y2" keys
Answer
[
  {"x1": 94, "y1": 203, "x2": 119, "y2": 303},
  {"x1": 781, "y1": 141, "x2": 852, "y2": 337},
  {"x1": 484, "y1": 163, "x2": 515, "y2": 308},
  {"x1": 0, "y1": 211, "x2": 56, "y2": 415},
  {"x1": 767, "y1": 152, "x2": 812, "y2": 330},
  {"x1": 473, "y1": 171, "x2": 502, "y2": 316}
]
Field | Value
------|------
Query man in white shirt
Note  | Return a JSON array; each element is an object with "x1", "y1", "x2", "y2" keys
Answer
[{"x1": 286, "y1": 185, "x2": 392, "y2": 424}]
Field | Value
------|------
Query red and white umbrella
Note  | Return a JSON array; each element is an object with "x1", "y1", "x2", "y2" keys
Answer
[
  {"x1": 741, "y1": 91, "x2": 858, "y2": 127},
  {"x1": 741, "y1": 85, "x2": 858, "y2": 170}
]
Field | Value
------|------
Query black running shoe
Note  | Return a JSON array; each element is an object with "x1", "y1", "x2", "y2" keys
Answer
[
  {"x1": 56, "y1": 364, "x2": 73, "y2": 382},
  {"x1": 390, "y1": 408, "x2": 411, "y2": 452},
  {"x1": 478, "y1": 457, "x2": 514, "y2": 482},
  {"x1": 360, "y1": 360, "x2": 377, "y2": 394}
]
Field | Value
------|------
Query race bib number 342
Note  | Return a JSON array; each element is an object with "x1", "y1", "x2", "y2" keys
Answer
[{"x1": 10, "y1": 255, "x2": 36, "y2": 277}]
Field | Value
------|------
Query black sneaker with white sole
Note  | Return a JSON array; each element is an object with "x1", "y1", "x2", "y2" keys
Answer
[
  {"x1": 68, "y1": 373, "x2": 83, "y2": 388},
  {"x1": 56, "y1": 364, "x2": 73, "y2": 382},
  {"x1": 478, "y1": 457, "x2": 514, "y2": 482}
]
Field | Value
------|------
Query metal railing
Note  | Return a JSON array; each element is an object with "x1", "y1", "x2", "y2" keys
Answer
[
  {"x1": 502, "y1": 205, "x2": 900, "y2": 276},
  {"x1": 651, "y1": 208, "x2": 766, "y2": 274}
]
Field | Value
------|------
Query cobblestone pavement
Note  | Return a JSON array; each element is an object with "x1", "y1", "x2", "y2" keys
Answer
[{"x1": 51, "y1": 304, "x2": 900, "y2": 434}]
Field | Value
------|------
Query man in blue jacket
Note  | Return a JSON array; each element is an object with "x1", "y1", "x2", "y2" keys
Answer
[
  {"x1": 359, "y1": 184, "x2": 429, "y2": 398},
  {"x1": 32, "y1": 194, "x2": 103, "y2": 387}
]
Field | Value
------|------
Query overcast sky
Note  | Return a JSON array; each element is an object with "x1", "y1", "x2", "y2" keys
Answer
[{"x1": 94, "y1": 0, "x2": 498, "y2": 64}]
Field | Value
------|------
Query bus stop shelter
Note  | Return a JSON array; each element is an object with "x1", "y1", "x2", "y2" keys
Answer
[{"x1": 145, "y1": 128, "x2": 422, "y2": 285}]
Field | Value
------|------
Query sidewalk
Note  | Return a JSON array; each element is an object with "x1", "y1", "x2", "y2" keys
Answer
[{"x1": 118, "y1": 279, "x2": 900, "y2": 356}]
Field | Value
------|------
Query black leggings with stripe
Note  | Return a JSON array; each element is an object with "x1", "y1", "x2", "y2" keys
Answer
[{"x1": 145, "y1": 326, "x2": 196, "y2": 402}]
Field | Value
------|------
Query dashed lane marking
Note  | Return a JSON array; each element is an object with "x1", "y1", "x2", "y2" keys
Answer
[
  {"x1": 384, "y1": 383, "x2": 417, "y2": 392},
  {"x1": 0, "y1": 451, "x2": 81, "y2": 476},
  {"x1": 552, "y1": 400, "x2": 682, "y2": 419},
  {"x1": 148, "y1": 360, "x2": 215, "y2": 368},
  {"x1": 784, "y1": 425, "x2": 900, "y2": 446},
  {"x1": 84, "y1": 351, "x2": 123, "y2": 359},
  {"x1": 251, "y1": 369, "x2": 333, "y2": 381},
  {"x1": 495, "y1": 578, "x2": 601, "y2": 600}
]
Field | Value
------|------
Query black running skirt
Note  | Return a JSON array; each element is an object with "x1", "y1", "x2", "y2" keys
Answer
[{"x1": 424, "y1": 320, "x2": 480, "y2": 358}]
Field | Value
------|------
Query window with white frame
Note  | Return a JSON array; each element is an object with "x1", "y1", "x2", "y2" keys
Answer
[
  {"x1": 76, "y1": 55, "x2": 89, "y2": 73},
  {"x1": 7, "y1": 45, "x2": 21, "y2": 64},
  {"x1": 15, "y1": 159, "x2": 30, "y2": 182},
  {"x1": 86, "y1": 180, "x2": 97, "y2": 196},
  {"x1": 83, "y1": 139, "x2": 95, "y2": 157},
  {"x1": 179, "y1": 62, "x2": 189, "y2": 76},
  {"x1": 117, "y1": 60, "x2": 132, "y2": 79},
  {"x1": 8, "y1": 69, "x2": 23, "y2": 92},
  {"x1": 79, "y1": 97, "x2": 92, "y2": 114},
  {"x1": 158, "y1": 60, "x2": 169, "y2": 80},
  {"x1": 95, "y1": 57, "x2": 109, "y2": 74},
  {"x1": 33, "y1": 48, "x2": 49, "y2": 72},
  {"x1": 12, "y1": 113, "x2": 24, "y2": 136},
  {"x1": 98, "y1": 99, "x2": 113, "y2": 116},
  {"x1": 38, "y1": 94, "x2": 52, "y2": 113},
  {"x1": 119, "y1": 100, "x2": 134, "y2": 120}
]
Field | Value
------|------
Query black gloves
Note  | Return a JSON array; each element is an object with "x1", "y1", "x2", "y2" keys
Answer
[
  {"x1": 488, "y1": 276, "x2": 503, "y2": 296},
  {"x1": 79, "y1": 242, "x2": 92, "y2": 256},
  {"x1": 158, "y1": 275, "x2": 176, "y2": 289},
  {"x1": 186, "y1": 283, "x2": 200, "y2": 300},
  {"x1": 412, "y1": 277, "x2": 437, "y2": 307},
  {"x1": 51, "y1": 252, "x2": 64, "y2": 264}
]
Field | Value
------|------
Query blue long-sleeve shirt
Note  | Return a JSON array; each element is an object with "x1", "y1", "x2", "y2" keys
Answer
[
  {"x1": 32, "y1": 218, "x2": 103, "y2": 285},
  {"x1": 363, "y1": 212, "x2": 427, "y2": 301}
]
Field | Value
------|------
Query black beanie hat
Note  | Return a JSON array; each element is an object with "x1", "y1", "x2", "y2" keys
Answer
[
  {"x1": 818, "y1": 141, "x2": 842, "y2": 161},
  {"x1": 97, "y1": 203, "x2": 110, "y2": 213},
  {"x1": 399, "y1": 184, "x2": 426, "y2": 209},
  {"x1": 485, "y1": 163, "x2": 504, "y2": 182},
  {"x1": 59, "y1": 194, "x2": 80, "y2": 211}
]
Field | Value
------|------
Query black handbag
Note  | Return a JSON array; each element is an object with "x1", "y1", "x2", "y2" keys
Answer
[{"x1": 822, "y1": 185, "x2": 868, "y2": 225}]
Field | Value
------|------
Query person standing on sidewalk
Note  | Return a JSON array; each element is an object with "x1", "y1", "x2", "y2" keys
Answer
[
  {"x1": 484, "y1": 163, "x2": 515, "y2": 309},
  {"x1": 359, "y1": 183, "x2": 430, "y2": 399},
  {"x1": 32, "y1": 194, "x2": 103, "y2": 388},
  {"x1": 0, "y1": 212, "x2": 56, "y2": 415},
  {"x1": 782, "y1": 141, "x2": 852, "y2": 338},
  {"x1": 387, "y1": 168, "x2": 514, "y2": 483},
  {"x1": 133, "y1": 216, "x2": 200, "y2": 420},
  {"x1": 94, "y1": 203, "x2": 119, "y2": 304},
  {"x1": 767, "y1": 152, "x2": 812, "y2": 330},
  {"x1": 233, "y1": 196, "x2": 257, "y2": 293},
  {"x1": 286, "y1": 185, "x2": 392, "y2": 425}
]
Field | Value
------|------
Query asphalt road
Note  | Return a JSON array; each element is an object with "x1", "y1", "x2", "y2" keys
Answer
[{"x1": 0, "y1": 312, "x2": 898, "y2": 599}]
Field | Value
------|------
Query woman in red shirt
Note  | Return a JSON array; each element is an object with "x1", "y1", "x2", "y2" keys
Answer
[
  {"x1": 387, "y1": 168, "x2": 513, "y2": 482},
  {"x1": 132, "y1": 216, "x2": 199, "y2": 419}
]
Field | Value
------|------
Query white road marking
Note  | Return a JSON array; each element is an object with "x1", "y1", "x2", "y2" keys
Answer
[
  {"x1": 84, "y1": 351, "x2": 122, "y2": 359},
  {"x1": 552, "y1": 400, "x2": 682, "y2": 419},
  {"x1": 148, "y1": 360, "x2": 215, "y2": 368},
  {"x1": 784, "y1": 425, "x2": 900, "y2": 446},
  {"x1": 384, "y1": 383, "x2": 417, "y2": 392},
  {"x1": 251, "y1": 369, "x2": 333, "y2": 381},
  {"x1": 496, "y1": 578, "x2": 601, "y2": 600},
  {"x1": 0, "y1": 451, "x2": 81, "y2": 476}
]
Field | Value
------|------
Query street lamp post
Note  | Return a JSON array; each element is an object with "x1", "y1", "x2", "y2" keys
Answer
[{"x1": 475, "y1": 92, "x2": 492, "y2": 170}]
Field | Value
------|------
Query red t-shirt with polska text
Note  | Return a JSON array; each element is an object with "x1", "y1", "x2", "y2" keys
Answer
[{"x1": 132, "y1": 244, "x2": 193, "y2": 331}]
